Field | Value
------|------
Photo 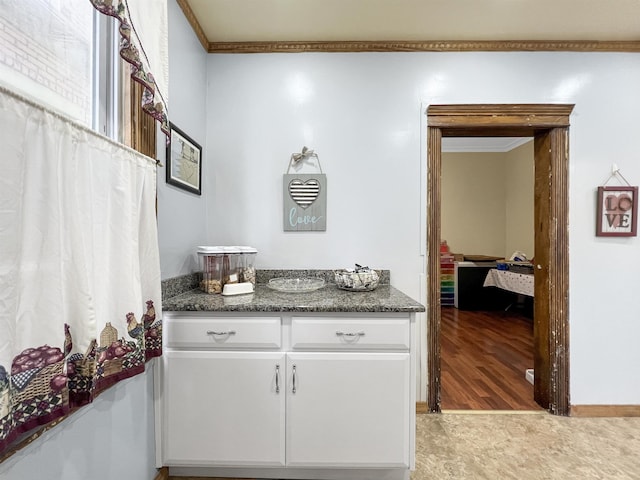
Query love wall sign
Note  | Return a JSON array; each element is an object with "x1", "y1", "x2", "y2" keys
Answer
[
  {"x1": 283, "y1": 173, "x2": 327, "y2": 231},
  {"x1": 596, "y1": 186, "x2": 638, "y2": 237}
]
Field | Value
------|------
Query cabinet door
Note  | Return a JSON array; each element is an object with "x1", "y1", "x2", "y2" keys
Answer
[
  {"x1": 162, "y1": 350, "x2": 286, "y2": 466},
  {"x1": 286, "y1": 352, "x2": 410, "y2": 468}
]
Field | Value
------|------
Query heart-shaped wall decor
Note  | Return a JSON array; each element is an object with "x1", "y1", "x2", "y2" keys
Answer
[{"x1": 289, "y1": 178, "x2": 320, "y2": 209}]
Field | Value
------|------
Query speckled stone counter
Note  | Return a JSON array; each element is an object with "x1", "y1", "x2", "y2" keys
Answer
[{"x1": 162, "y1": 270, "x2": 425, "y2": 313}]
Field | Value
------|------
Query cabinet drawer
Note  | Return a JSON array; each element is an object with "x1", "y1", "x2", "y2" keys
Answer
[
  {"x1": 165, "y1": 316, "x2": 281, "y2": 349},
  {"x1": 291, "y1": 317, "x2": 410, "y2": 350}
]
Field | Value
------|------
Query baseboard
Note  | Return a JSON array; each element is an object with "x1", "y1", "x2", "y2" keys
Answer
[
  {"x1": 153, "y1": 467, "x2": 169, "y2": 480},
  {"x1": 415, "y1": 402, "x2": 640, "y2": 416},
  {"x1": 571, "y1": 405, "x2": 640, "y2": 417}
]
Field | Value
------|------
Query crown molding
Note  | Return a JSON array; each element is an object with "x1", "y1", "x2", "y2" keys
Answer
[
  {"x1": 207, "y1": 40, "x2": 640, "y2": 54},
  {"x1": 176, "y1": 2, "x2": 640, "y2": 54}
]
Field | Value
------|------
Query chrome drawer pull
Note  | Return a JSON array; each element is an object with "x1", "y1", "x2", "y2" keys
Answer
[
  {"x1": 206, "y1": 330, "x2": 236, "y2": 336},
  {"x1": 335, "y1": 331, "x2": 365, "y2": 337},
  {"x1": 275, "y1": 364, "x2": 280, "y2": 394},
  {"x1": 292, "y1": 364, "x2": 297, "y2": 394}
]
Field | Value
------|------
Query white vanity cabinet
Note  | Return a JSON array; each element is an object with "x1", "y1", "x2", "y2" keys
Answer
[
  {"x1": 286, "y1": 316, "x2": 411, "y2": 468},
  {"x1": 286, "y1": 352, "x2": 410, "y2": 467},
  {"x1": 156, "y1": 311, "x2": 416, "y2": 480},
  {"x1": 160, "y1": 316, "x2": 285, "y2": 466},
  {"x1": 162, "y1": 350, "x2": 286, "y2": 466}
]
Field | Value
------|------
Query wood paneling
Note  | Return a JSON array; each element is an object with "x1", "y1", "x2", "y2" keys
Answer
[{"x1": 131, "y1": 80, "x2": 157, "y2": 159}]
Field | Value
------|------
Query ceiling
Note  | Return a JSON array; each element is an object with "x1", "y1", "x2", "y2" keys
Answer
[
  {"x1": 441, "y1": 137, "x2": 531, "y2": 153},
  {"x1": 182, "y1": 0, "x2": 640, "y2": 45}
]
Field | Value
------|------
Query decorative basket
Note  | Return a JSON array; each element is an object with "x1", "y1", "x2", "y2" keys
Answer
[
  {"x1": 13, "y1": 361, "x2": 65, "y2": 405},
  {"x1": 98, "y1": 357, "x2": 125, "y2": 377},
  {"x1": 76, "y1": 358, "x2": 96, "y2": 377},
  {"x1": 334, "y1": 269, "x2": 380, "y2": 291}
]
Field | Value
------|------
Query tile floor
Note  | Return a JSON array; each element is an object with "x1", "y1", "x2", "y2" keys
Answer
[
  {"x1": 413, "y1": 411, "x2": 640, "y2": 479},
  {"x1": 169, "y1": 412, "x2": 640, "y2": 480}
]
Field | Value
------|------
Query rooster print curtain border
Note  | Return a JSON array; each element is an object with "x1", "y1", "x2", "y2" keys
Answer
[{"x1": 0, "y1": 86, "x2": 162, "y2": 457}]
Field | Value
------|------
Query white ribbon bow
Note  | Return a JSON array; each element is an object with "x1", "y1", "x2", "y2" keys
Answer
[{"x1": 291, "y1": 146, "x2": 317, "y2": 164}]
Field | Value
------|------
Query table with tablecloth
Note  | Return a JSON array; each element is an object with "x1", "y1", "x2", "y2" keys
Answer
[{"x1": 483, "y1": 269, "x2": 534, "y2": 297}]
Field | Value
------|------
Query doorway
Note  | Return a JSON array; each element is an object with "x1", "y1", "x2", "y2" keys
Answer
[
  {"x1": 426, "y1": 104, "x2": 574, "y2": 415},
  {"x1": 440, "y1": 139, "x2": 537, "y2": 410}
]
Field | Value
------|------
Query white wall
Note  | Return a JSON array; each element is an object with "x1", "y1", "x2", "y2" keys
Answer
[
  {"x1": 202, "y1": 51, "x2": 640, "y2": 405},
  {"x1": 157, "y1": 0, "x2": 209, "y2": 280}
]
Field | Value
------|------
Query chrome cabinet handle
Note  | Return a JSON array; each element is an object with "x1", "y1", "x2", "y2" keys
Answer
[
  {"x1": 275, "y1": 364, "x2": 280, "y2": 394},
  {"x1": 292, "y1": 364, "x2": 297, "y2": 394},
  {"x1": 335, "y1": 331, "x2": 365, "y2": 337},
  {"x1": 206, "y1": 330, "x2": 236, "y2": 336}
]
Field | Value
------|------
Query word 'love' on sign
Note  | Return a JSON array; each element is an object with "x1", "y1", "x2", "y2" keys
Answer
[{"x1": 596, "y1": 186, "x2": 638, "y2": 237}]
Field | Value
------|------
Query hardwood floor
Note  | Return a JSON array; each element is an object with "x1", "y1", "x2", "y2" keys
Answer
[{"x1": 441, "y1": 305, "x2": 543, "y2": 411}]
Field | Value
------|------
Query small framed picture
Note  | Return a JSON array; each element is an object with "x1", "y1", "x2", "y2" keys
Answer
[
  {"x1": 596, "y1": 186, "x2": 637, "y2": 237},
  {"x1": 166, "y1": 123, "x2": 202, "y2": 195}
]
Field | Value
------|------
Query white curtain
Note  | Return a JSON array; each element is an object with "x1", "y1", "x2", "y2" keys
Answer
[
  {"x1": 90, "y1": 0, "x2": 170, "y2": 136},
  {"x1": 0, "y1": 86, "x2": 162, "y2": 454},
  {"x1": 126, "y1": 0, "x2": 170, "y2": 109}
]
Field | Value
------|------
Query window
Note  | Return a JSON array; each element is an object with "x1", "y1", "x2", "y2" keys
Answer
[
  {"x1": 92, "y1": 10, "x2": 155, "y2": 156},
  {"x1": 92, "y1": 10, "x2": 123, "y2": 142},
  {"x1": 0, "y1": 0, "x2": 94, "y2": 125}
]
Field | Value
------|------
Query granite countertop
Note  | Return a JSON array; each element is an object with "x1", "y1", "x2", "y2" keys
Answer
[{"x1": 162, "y1": 270, "x2": 425, "y2": 313}]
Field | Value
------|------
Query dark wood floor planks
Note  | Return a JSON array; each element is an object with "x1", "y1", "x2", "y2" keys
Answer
[{"x1": 441, "y1": 306, "x2": 543, "y2": 411}]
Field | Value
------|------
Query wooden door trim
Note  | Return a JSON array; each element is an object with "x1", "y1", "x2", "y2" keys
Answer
[
  {"x1": 544, "y1": 127, "x2": 571, "y2": 415},
  {"x1": 427, "y1": 126, "x2": 442, "y2": 412},
  {"x1": 426, "y1": 103, "x2": 573, "y2": 415}
]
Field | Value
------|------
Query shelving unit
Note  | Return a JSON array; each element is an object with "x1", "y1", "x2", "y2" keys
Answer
[{"x1": 440, "y1": 241, "x2": 455, "y2": 306}]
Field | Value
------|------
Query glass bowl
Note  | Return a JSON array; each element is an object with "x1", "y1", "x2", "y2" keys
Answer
[{"x1": 267, "y1": 277, "x2": 325, "y2": 293}]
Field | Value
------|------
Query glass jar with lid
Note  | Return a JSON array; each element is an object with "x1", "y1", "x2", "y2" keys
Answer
[
  {"x1": 222, "y1": 246, "x2": 242, "y2": 285},
  {"x1": 197, "y1": 246, "x2": 224, "y2": 294},
  {"x1": 238, "y1": 246, "x2": 258, "y2": 285}
]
